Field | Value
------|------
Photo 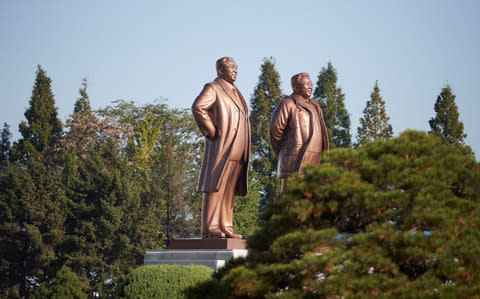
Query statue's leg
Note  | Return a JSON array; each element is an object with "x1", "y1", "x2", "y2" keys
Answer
[
  {"x1": 219, "y1": 160, "x2": 243, "y2": 239},
  {"x1": 202, "y1": 192, "x2": 225, "y2": 239}
]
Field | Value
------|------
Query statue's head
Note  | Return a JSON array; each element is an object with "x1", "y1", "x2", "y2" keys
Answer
[
  {"x1": 216, "y1": 57, "x2": 237, "y2": 84},
  {"x1": 291, "y1": 72, "x2": 313, "y2": 99}
]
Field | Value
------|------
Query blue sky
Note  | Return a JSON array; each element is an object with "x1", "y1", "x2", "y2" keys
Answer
[{"x1": 1, "y1": 1, "x2": 479, "y2": 158}]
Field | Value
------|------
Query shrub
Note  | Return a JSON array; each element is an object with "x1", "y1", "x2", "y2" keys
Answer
[{"x1": 117, "y1": 264, "x2": 213, "y2": 299}]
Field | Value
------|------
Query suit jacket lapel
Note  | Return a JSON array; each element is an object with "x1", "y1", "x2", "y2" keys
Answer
[
  {"x1": 216, "y1": 78, "x2": 247, "y2": 115},
  {"x1": 232, "y1": 83, "x2": 248, "y2": 114}
]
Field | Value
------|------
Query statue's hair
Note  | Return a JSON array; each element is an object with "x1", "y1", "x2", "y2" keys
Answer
[
  {"x1": 291, "y1": 72, "x2": 310, "y2": 91},
  {"x1": 216, "y1": 57, "x2": 235, "y2": 76}
]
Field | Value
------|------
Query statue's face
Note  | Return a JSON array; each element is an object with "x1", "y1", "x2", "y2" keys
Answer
[
  {"x1": 220, "y1": 60, "x2": 237, "y2": 84},
  {"x1": 295, "y1": 78, "x2": 313, "y2": 98}
]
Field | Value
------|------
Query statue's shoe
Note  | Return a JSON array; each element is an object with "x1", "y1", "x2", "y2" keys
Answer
[{"x1": 223, "y1": 229, "x2": 242, "y2": 239}]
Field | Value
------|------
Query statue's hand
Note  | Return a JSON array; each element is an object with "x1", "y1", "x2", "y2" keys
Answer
[{"x1": 206, "y1": 127, "x2": 217, "y2": 140}]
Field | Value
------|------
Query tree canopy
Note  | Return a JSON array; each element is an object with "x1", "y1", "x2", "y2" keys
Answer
[{"x1": 190, "y1": 130, "x2": 480, "y2": 298}]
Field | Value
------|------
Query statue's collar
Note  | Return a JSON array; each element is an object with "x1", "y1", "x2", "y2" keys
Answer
[{"x1": 292, "y1": 94, "x2": 313, "y2": 109}]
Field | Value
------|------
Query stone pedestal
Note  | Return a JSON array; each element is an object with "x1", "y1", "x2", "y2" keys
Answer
[
  {"x1": 169, "y1": 238, "x2": 246, "y2": 249},
  {"x1": 144, "y1": 238, "x2": 248, "y2": 270}
]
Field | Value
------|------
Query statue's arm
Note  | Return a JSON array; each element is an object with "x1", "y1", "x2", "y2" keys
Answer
[
  {"x1": 269, "y1": 99, "x2": 289, "y2": 155},
  {"x1": 192, "y1": 84, "x2": 217, "y2": 139}
]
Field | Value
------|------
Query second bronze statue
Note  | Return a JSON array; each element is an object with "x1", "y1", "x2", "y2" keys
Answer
[
  {"x1": 192, "y1": 57, "x2": 251, "y2": 239},
  {"x1": 269, "y1": 72, "x2": 329, "y2": 193}
]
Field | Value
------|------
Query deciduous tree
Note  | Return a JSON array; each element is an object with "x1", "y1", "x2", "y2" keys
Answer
[{"x1": 98, "y1": 100, "x2": 203, "y2": 243}]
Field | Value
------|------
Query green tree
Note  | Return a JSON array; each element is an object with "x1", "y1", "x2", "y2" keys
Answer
[
  {"x1": 233, "y1": 168, "x2": 260, "y2": 238},
  {"x1": 429, "y1": 84, "x2": 467, "y2": 145},
  {"x1": 60, "y1": 97, "x2": 161, "y2": 296},
  {"x1": 12, "y1": 65, "x2": 62, "y2": 163},
  {"x1": 0, "y1": 66, "x2": 66, "y2": 298},
  {"x1": 33, "y1": 265, "x2": 88, "y2": 299},
  {"x1": 0, "y1": 160, "x2": 66, "y2": 298},
  {"x1": 250, "y1": 57, "x2": 283, "y2": 210},
  {"x1": 313, "y1": 62, "x2": 351, "y2": 148},
  {"x1": 189, "y1": 131, "x2": 480, "y2": 298},
  {"x1": 98, "y1": 100, "x2": 203, "y2": 243},
  {"x1": 153, "y1": 108, "x2": 202, "y2": 241},
  {"x1": 61, "y1": 138, "x2": 145, "y2": 297},
  {"x1": 73, "y1": 78, "x2": 92, "y2": 116},
  {"x1": 0, "y1": 122, "x2": 12, "y2": 165},
  {"x1": 356, "y1": 81, "x2": 393, "y2": 146}
]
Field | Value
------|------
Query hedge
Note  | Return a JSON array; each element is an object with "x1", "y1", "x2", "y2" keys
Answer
[{"x1": 117, "y1": 264, "x2": 214, "y2": 299}]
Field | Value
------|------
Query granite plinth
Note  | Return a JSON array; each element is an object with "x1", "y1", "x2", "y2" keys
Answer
[
  {"x1": 144, "y1": 249, "x2": 248, "y2": 270},
  {"x1": 169, "y1": 238, "x2": 247, "y2": 249}
]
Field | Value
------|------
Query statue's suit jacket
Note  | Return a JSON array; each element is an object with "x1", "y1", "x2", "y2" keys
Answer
[
  {"x1": 192, "y1": 77, "x2": 250, "y2": 196},
  {"x1": 269, "y1": 95, "x2": 329, "y2": 178}
]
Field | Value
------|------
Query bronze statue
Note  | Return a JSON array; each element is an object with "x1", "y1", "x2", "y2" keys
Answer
[
  {"x1": 269, "y1": 73, "x2": 329, "y2": 192},
  {"x1": 192, "y1": 57, "x2": 250, "y2": 239}
]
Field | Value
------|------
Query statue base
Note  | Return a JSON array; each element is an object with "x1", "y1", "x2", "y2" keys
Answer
[
  {"x1": 169, "y1": 238, "x2": 246, "y2": 249},
  {"x1": 144, "y1": 238, "x2": 248, "y2": 270}
]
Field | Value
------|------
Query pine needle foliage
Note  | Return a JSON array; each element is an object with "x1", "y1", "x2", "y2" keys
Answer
[
  {"x1": 356, "y1": 81, "x2": 393, "y2": 147},
  {"x1": 0, "y1": 122, "x2": 12, "y2": 166},
  {"x1": 189, "y1": 130, "x2": 480, "y2": 298},
  {"x1": 0, "y1": 160, "x2": 67, "y2": 298},
  {"x1": 314, "y1": 62, "x2": 351, "y2": 148},
  {"x1": 250, "y1": 57, "x2": 283, "y2": 210},
  {"x1": 12, "y1": 65, "x2": 62, "y2": 163},
  {"x1": 429, "y1": 84, "x2": 467, "y2": 146},
  {"x1": 73, "y1": 78, "x2": 93, "y2": 116}
]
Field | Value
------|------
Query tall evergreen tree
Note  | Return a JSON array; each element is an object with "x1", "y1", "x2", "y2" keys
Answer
[
  {"x1": 429, "y1": 84, "x2": 467, "y2": 145},
  {"x1": 60, "y1": 99, "x2": 157, "y2": 297},
  {"x1": 12, "y1": 65, "x2": 62, "y2": 163},
  {"x1": 0, "y1": 66, "x2": 66, "y2": 298},
  {"x1": 0, "y1": 160, "x2": 66, "y2": 298},
  {"x1": 250, "y1": 57, "x2": 283, "y2": 210},
  {"x1": 61, "y1": 138, "x2": 143, "y2": 297},
  {"x1": 356, "y1": 81, "x2": 393, "y2": 146},
  {"x1": 0, "y1": 122, "x2": 12, "y2": 165},
  {"x1": 314, "y1": 62, "x2": 351, "y2": 148},
  {"x1": 73, "y1": 78, "x2": 92, "y2": 116}
]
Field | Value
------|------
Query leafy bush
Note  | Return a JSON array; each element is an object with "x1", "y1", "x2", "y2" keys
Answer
[
  {"x1": 32, "y1": 265, "x2": 88, "y2": 299},
  {"x1": 117, "y1": 264, "x2": 213, "y2": 299},
  {"x1": 189, "y1": 130, "x2": 480, "y2": 298}
]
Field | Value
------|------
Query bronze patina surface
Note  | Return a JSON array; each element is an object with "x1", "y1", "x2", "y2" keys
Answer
[
  {"x1": 192, "y1": 57, "x2": 250, "y2": 239},
  {"x1": 269, "y1": 72, "x2": 329, "y2": 192}
]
